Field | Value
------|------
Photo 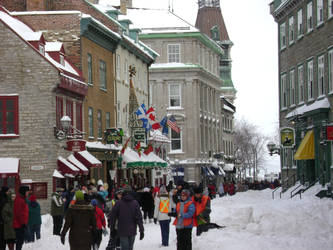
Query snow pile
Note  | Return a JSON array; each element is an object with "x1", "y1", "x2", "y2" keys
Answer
[{"x1": 24, "y1": 184, "x2": 333, "y2": 250}]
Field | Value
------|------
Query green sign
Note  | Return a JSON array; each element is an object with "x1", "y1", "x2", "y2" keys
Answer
[
  {"x1": 132, "y1": 127, "x2": 146, "y2": 147},
  {"x1": 105, "y1": 128, "x2": 123, "y2": 144},
  {"x1": 280, "y1": 127, "x2": 295, "y2": 148}
]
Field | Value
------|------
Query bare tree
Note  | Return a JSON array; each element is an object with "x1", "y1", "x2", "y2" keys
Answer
[{"x1": 234, "y1": 118, "x2": 268, "y2": 182}]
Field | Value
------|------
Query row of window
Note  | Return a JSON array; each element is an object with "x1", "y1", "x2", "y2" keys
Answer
[
  {"x1": 56, "y1": 96, "x2": 83, "y2": 132},
  {"x1": 87, "y1": 53, "x2": 107, "y2": 90},
  {"x1": 88, "y1": 107, "x2": 111, "y2": 139},
  {"x1": 199, "y1": 84, "x2": 219, "y2": 114},
  {"x1": 200, "y1": 124, "x2": 222, "y2": 154},
  {"x1": 222, "y1": 114, "x2": 233, "y2": 132},
  {"x1": 280, "y1": 48, "x2": 333, "y2": 109},
  {"x1": 222, "y1": 139, "x2": 234, "y2": 157},
  {"x1": 280, "y1": 0, "x2": 333, "y2": 49}
]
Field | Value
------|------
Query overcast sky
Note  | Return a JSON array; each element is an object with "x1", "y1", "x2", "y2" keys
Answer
[{"x1": 130, "y1": 0, "x2": 280, "y2": 172}]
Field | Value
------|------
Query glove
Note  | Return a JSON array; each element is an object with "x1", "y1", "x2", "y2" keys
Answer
[
  {"x1": 111, "y1": 230, "x2": 117, "y2": 238},
  {"x1": 154, "y1": 218, "x2": 157, "y2": 224},
  {"x1": 139, "y1": 231, "x2": 144, "y2": 240},
  {"x1": 60, "y1": 235, "x2": 65, "y2": 245}
]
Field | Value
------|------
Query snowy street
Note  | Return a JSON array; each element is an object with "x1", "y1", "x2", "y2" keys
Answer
[{"x1": 23, "y1": 184, "x2": 333, "y2": 250}]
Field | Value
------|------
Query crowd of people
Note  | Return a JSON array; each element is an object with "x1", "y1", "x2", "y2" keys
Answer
[{"x1": 0, "y1": 179, "x2": 227, "y2": 250}]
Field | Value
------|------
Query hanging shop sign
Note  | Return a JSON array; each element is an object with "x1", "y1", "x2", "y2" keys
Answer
[
  {"x1": 327, "y1": 125, "x2": 333, "y2": 141},
  {"x1": 105, "y1": 128, "x2": 123, "y2": 144},
  {"x1": 280, "y1": 127, "x2": 295, "y2": 148},
  {"x1": 132, "y1": 127, "x2": 146, "y2": 147},
  {"x1": 66, "y1": 139, "x2": 86, "y2": 152}
]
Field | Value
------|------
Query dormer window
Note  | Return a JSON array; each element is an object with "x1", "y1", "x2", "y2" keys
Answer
[
  {"x1": 39, "y1": 44, "x2": 45, "y2": 55},
  {"x1": 60, "y1": 54, "x2": 65, "y2": 66},
  {"x1": 210, "y1": 26, "x2": 220, "y2": 41}
]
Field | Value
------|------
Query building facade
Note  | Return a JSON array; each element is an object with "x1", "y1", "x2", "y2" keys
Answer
[{"x1": 270, "y1": 0, "x2": 333, "y2": 188}]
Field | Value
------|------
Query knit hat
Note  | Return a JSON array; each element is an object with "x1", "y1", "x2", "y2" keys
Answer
[
  {"x1": 181, "y1": 189, "x2": 190, "y2": 197},
  {"x1": 159, "y1": 185, "x2": 168, "y2": 194},
  {"x1": 193, "y1": 187, "x2": 203, "y2": 194},
  {"x1": 75, "y1": 190, "x2": 84, "y2": 201},
  {"x1": 29, "y1": 194, "x2": 37, "y2": 202},
  {"x1": 115, "y1": 188, "x2": 124, "y2": 195},
  {"x1": 143, "y1": 187, "x2": 150, "y2": 192},
  {"x1": 18, "y1": 186, "x2": 29, "y2": 196},
  {"x1": 91, "y1": 199, "x2": 98, "y2": 206}
]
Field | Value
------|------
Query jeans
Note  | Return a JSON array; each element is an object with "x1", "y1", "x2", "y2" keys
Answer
[
  {"x1": 119, "y1": 235, "x2": 135, "y2": 250},
  {"x1": 52, "y1": 215, "x2": 63, "y2": 235},
  {"x1": 159, "y1": 220, "x2": 170, "y2": 246},
  {"x1": 28, "y1": 224, "x2": 41, "y2": 242}
]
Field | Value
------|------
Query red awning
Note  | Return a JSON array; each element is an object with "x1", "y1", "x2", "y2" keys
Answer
[
  {"x1": 67, "y1": 154, "x2": 89, "y2": 175},
  {"x1": 57, "y1": 156, "x2": 79, "y2": 178},
  {"x1": 74, "y1": 150, "x2": 102, "y2": 168},
  {"x1": 0, "y1": 158, "x2": 20, "y2": 178}
]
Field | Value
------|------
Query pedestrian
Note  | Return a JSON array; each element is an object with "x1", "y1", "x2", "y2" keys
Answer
[
  {"x1": 108, "y1": 187, "x2": 144, "y2": 250},
  {"x1": 192, "y1": 187, "x2": 211, "y2": 236},
  {"x1": 1, "y1": 188, "x2": 16, "y2": 250},
  {"x1": 168, "y1": 189, "x2": 196, "y2": 250},
  {"x1": 140, "y1": 187, "x2": 154, "y2": 223},
  {"x1": 51, "y1": 188, "x2": 64, "y2": 235},
  {"x1": 172, "y1": 180, "x2": 185, "y2": 205},
  {"x1": 91, "y1": 199, "x2": 107, "y2": 250},
  {"x1": 106, "y1": 189, "x2": 123, "y2": 250},
  {"x1": 153, "y1": 185, "x2": 172, "y2": 247},
  {"x1": 27, "y1": 194, "x2": 42, "y2": 242},
  {"x1": 60, "y1": 190, "x2": 96, "y2": 250},
  {"x1": 0, "y1": 186, "x2": 10, "y2": 250},
  {"x1": 218, "y1": 183, "x2": 224, "y2": 197},
  {"x1": 13, "y1": 185, "x2": 29, "y2": 250}
]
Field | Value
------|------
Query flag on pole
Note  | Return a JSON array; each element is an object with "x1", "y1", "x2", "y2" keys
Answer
[
  {"x1": 160, "y1": 116, "x2": 168, "y2": 135},
  {"x1": 135, "y1": 141, "x2": 141, "y2": 157},
  {"x1": 135, "y1": 104, "x2": 160, "y2": 131},
  {"x1": 167, "y1": 115, "x2": 180, "y2": 133},
  {"x1": 121, "y1": 136, "x2": 131, "y2": 154}
]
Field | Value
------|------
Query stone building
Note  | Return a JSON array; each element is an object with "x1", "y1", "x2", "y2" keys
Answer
[
  {"x1": 124, "y1": 6, "x2": 225, "y2": 185},
  {"x1": 270, "y1": 0, "x2": 333, "y2": 189},
  {"x1": 0, "y1": 7, "x2": 88, "y2": 212}
]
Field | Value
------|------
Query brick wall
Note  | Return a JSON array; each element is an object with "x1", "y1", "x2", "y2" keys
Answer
[
  {"x1": 0, "y1": 0, "x2": 26, "y2": 11},
  {"x1": 15, "y1": 13, "x2": 82, "y2": 69}
]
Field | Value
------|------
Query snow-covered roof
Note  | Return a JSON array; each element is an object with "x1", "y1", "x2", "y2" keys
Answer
[
  {"x1": 67, "y1": 154, "x2": 89, "y2": 172},
  {"x1": 122, "y1": 34, "x2": 154, "y2": 60},
  {"x1": 76, "y1": 150, "x2": 102, "y2": 165},
  {"x1": 125, "y1": 8, "x2": 198, "y2": 34},
  {"x1": 149, "y1": 130, "x2": 170, "y2": 143},
  {"x1": 45, "y1": 42, "x2": 63, "y2": 52},
  {"x1": 223, "y1": 104, "x2": 235, "y2": 113},
  {"x1": 86, "y1": 141, "x2": 122, "y2": 151},
  {"x1": 57, "y1": 156, "x2": 79, "y2": 171},
  {"x1": 0, "y1": 8, "x2": 82, "y2": 78},
  {"x1": 150, "y1": 63, "x2": 199, "y2": 69},
  {"x1": 53, "y1": 169, "x2": 64, "y2": 178},
  {"x1": 224, "y1": 163, "x2": 235, "y2": 171},
  {"x1": 0, "y1": 158, "x2": 19, "y2": 174},
  {"x1": 285, "y1": 98, "x2": 330, "y2": 119}
]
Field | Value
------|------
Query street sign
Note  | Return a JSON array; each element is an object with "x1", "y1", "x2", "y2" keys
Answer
[
  {"x1": 132, "y1": 127, "x2": 146, "y2": 147},
  {"x1": 280, "y1": 127, "x2": 295, "y2": 148}
]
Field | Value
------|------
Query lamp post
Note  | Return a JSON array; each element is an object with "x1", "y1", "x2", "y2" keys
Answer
[
  {"x1": 267, "y1": 141, "x2": 281, "y2": 156},
  {"x1": 54, "y1": 116, "x2": 84, "y2": 140}
]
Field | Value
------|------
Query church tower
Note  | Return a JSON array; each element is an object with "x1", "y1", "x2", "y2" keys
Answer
[{"x1": 195, "y1": 0, "x2": 236, "y2": 103}]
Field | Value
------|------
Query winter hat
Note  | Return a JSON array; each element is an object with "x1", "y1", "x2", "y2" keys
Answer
[
  {"x1": 143, "y1": 187, "x2": 150, "y2": 192},
  {"x1": 29, "y1": 194, "x2": 37, "y2": 202},
  {"x1": 181, "y1": 189, "x2": 191, "y2": 197},
  {"x1": 97, "y1": 179, "x2": 104, "y2": 186},
  {"x1": 91, "y1": 199, "x2": 98, "y2": 206},
  {"x1": 115, "y1": 188, "x2": 124, "y2": 195},
  {"x1": 75, "y1": 190, "x2": 84, "y2": 201},
  {"x1": 159, "y1": 185, "x2": 168, "y2": 194},
  {"x1": 193, "y1": 187, "x2": 203, "y2": 194},
  {"x1": 18, "y1": 186, "x2": 29, "y2": 196}
]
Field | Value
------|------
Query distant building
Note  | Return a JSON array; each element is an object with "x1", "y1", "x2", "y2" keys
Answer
[{"x1": 270, "y1": 0, "x2": 333, "y2": 189}]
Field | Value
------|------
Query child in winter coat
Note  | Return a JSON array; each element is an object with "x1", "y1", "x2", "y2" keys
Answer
[
  {"x1": 153, "y1": 185, "x2": 172, "y2": 247},
  {"x1": 27, "y1": 194, "x2": 42, "y2": 242},
  {"x1": 91, "y1": 199, "x2": 107, "y2": 250}
]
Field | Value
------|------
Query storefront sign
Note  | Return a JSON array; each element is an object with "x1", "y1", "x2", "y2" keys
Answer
[
  {"x1": 132, "y1": 127, "x2": 146, "y2": 147},
  {"x1": 280, "y1": 127, "x2": 295, "y2": 148},
  {"x1": 327, "y1": 126, "x2": 333, "y2": 141},
  {"x1": 105, "y1": 128, "x2": 123, "y2": 144},
  {"x1": 66, "y1": 139, "x2": 86, "y2": 152},
  {"x1": 30, "y1": 165, "x2": 44, "y2": 171}
]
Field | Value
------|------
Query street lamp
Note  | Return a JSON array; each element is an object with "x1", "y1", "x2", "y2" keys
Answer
[
  {"x1": 267, "y1": 141, "x2": 281, "y2": 156},
  {"x1": 54, "y1": 116, "x2": 85, "y2": 140}
]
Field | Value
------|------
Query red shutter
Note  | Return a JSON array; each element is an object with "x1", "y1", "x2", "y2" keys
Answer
[{"x1": 76, "y1": 102, "x2": 83, "y2": 132}]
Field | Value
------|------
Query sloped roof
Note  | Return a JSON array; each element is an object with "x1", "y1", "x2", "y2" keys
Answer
[{"x1": 195, "y1": 6, "x2": 230, "y2": 41}]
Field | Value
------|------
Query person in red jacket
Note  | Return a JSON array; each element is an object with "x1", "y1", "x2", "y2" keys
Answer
[
  {"x1": 13, "y1": 186, "x2": 29, "y2": 250},
  {"x1": 91, "y1": 199, "x2": 106, "y2": 250}
]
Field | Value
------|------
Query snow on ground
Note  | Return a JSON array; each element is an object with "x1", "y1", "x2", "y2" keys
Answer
[{"x1": 23, "y1": 184, "x2": 333, "y2": 250}]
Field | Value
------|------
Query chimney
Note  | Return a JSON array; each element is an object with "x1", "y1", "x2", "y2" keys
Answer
[
  {"x1": 26, "y1": 0, "x2": 46, "y2": 11},
  {"x1": 120, "y1": 0, "x2": 127, "y2": 15}
]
